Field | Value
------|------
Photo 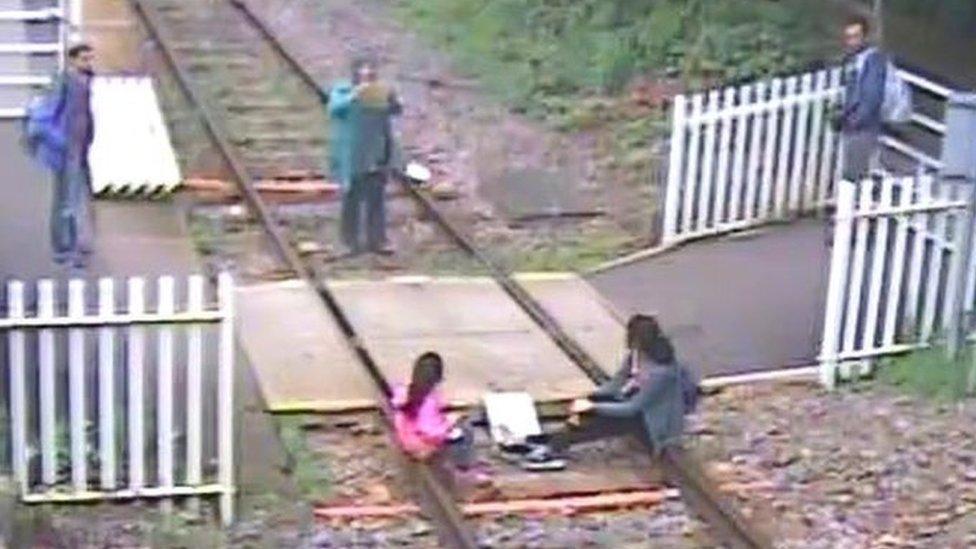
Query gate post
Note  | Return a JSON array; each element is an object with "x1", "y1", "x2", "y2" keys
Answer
[
  {"x1": 942, "y1": 94, "x2": 976, "y2": 361},
  {"x1": 820, "y1": 180, "x2": 857, "y2": 388}
]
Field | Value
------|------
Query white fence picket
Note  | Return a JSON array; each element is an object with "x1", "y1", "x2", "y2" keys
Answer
[
  {"x1": 217, "y1": 272, "x2": 235, "y2": 525},
  {"x1": 882, "y1": 177, "x2": 915, "y2": 345},
  {"x1": 758, "y1": 78, "x2": 783, "y2": 220},
  {"x1": 904, "y1": 177, "x2": 932, "y2": 335},
  {"x1": 743, "y1": 81, "x2": 766, "y2": 222},
  {"x1": 7, "y1": 282, "x2": 26, "y2": 494},
  {"x1": 804, "y1": 71, "x2": 829, "y2": 208},
  {"x1": 860, "y1": 178, "x2": 895, "y2": 377},
  {"x1": 712, "y1": 88, "x2": 736, "y2": 227},
  {"x1": 98, "y1": 278, "x2": 116, "y2": 490},
  {"x1": 663, "y1": 95, "x2": 687, "y2": 241},
  {"x1": 818, "y1": 69, "x2": 843, "y2": 206},
  {"x1": 728, "y1": 84, "x2": 751, "y2": 222},
  {"x1": 38, "y1": 280, "x2": 56, "y2": 486},
  {"x1": 839, "y1": 183, "x2": 874, "y2": 379},
  {"x1": 127, "y1": 278, "x2": 146, "y2": 491},
  {"x1": 681, "y1": 95, "x2": 704, "y2": 233},
  {"x1": 773, "y1": 77, "x2": 797, "y2": 217},
  {"x1": 921, "y1": 182, "x2": 951, "y2": 341},
  {"x1": 157, "y1": 277, "x2": 176, "y2": 511},
  {"x1": 789, "y1": 74, "x2": 813, "y2": 212},
  {"x1": 68, "y1": 280, "x2": 87, "y2": 491},
  {"x1": 820, "y1": 181, "x2": 857, "y2": 387},
  {"x1": 697, "y1": 91, "x2": 721, "y2": 232},
  {"x1": 186, "y1": 276, "x2": 204, "y2": 515}
]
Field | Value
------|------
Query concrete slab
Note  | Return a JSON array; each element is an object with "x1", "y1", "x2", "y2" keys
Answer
[
  {"x1": 328, "y1": 276, "x2": 595, "y2": 406},
  {"x1": 515, "y1": 272, "x2": 627, "y2": 373},
  {"x1": 236, "y1": 280, "x2": 375, "y2": 412}
]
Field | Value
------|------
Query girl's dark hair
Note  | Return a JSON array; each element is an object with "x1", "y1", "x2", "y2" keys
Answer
[
  {"x1": 401, "y1": 352, "x2": 444, "y2": 416},
  {"x1": 626, "y1": 314, "x2": 661, "y2": 354},
  {"x1": 648, "y1": 333, "x2": 676, "y2": 364}
]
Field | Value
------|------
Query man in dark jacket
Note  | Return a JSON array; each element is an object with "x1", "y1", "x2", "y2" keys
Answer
[
  {"x1": 523, "y1": 315, "x2": 696, "y2": 469},
  {"x1": 327, "y1": 58, "x2": 402, "y2": 256},
  {"x1": 48, "y1": 43, "x2": 96, "y2": 269},
  {"x1": 836, "y1": 15, "x2": 886, "y2": 182}
]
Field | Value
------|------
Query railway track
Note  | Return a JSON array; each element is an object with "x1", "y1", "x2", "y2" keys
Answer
[{"x1": 132, "y1": 0, "x2": 773, "y2": 546}]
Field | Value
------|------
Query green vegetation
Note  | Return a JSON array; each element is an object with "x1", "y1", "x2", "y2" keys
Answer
[
  {"x1": 276, "y1": 416, "x2": 333, "y2": 502},
  {"x1": 877, "y1": 346, "x2": 975, "y2": 402},
  {"x1": 397, "y1": 0, "x2": 834, "y2": 122}
]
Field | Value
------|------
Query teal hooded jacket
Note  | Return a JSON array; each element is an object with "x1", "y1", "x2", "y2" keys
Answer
[{"x1": 326, "y1": 81, "x2": 403, "y2": 190}]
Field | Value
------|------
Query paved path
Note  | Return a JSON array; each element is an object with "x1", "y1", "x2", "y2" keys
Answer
[{"x1": 589, "y1": 221, "x2": 830, "y2": 378}]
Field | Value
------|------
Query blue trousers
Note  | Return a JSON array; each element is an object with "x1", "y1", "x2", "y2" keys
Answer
[{"x1": 51, "y1": 160, "x2": 94, "y2": 265}]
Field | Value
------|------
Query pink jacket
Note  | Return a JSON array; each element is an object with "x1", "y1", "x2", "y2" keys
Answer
[{"x1": 391, "y1": 383, "x2": 451, "y2": 456}]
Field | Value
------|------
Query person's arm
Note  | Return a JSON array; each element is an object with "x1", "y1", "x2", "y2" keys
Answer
[
  {"x1": 844, "y1": 51, "x2": 886, "y2": 131},
  {"x1": 589, "y1": 357, "x2": 630, "y2": 399},
  {"x1": 590, "y1": 369, "x2": 674, "y2": 418},
  {"x1": 327, "y1": 83, "x2": 355, "y2": 118}
]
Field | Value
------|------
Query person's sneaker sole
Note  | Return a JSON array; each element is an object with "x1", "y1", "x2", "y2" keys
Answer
[{"x1": 520, "y1": 459, "x2": 566, "y2": 472}]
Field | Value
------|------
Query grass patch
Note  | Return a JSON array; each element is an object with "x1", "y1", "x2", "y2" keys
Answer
[
  {"x1": 876, "y1": 346, "x2": 975, "y2": 402},
  {"x1": 276, "y1": 416, "x2": 333, "y2": 502}
]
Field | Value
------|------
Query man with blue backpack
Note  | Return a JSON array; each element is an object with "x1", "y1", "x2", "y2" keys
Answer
[
  {"x1": 24, "y1": 43, "x2": 96, "y2": 269},
  {"x1": 834, "y1": 15, "x2": 912, "y2": 182}
]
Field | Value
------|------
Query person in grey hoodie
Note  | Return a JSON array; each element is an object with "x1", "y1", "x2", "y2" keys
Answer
[
  {"x1": 835, "y1": 15, "x2": 887, "y2": 182},
  {"x1": 523, "y1": 315, "x2": 696, "y2": 469}
]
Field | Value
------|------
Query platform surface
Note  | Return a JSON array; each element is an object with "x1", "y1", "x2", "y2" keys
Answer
[
  {"x1": 236, "y1": 280, "x2": 375, "y2": 412},
  {"x1": 239, "y1": 274, "x2": 622, "y2": 411},
  {"x1": 329, "y1": 275, "x2": 600, "y2": 406}
]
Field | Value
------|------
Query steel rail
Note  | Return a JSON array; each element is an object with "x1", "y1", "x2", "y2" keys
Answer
[
  {"x1": 231, "y1": 1, "x2": 772, "y2": 547},
  {"x1": 129, "y1": 1, "x2": 476, "y2": 546}
]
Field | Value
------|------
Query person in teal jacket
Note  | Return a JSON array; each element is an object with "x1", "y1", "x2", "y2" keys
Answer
[
  {"x1": 522, "y1": 315, "x2": 697, "y2": 470},
  {"x1": 326, "y1": 58, "x2": 402, "y2": 256}
]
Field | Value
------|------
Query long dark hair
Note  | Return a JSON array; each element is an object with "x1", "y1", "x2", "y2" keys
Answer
[
  {"x1": 626, "y1": 314, "x2": 660, "y2": 354},
  {"x1": 401, "y1": 352, "x2": 444, "y2": 416},
  {"x1": 626, "y1": 314, "x2": 675, "y2": 364}
]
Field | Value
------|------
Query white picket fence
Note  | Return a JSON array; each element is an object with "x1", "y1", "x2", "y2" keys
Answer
[
  {"x1": 4, "y1": 273, "x2": 235, "y2": 524},
  {"x1": 819, "y1": 176, "x2": 973, "y2": 386},
  {"x1": 663, "y1": 69, "x2": 845, "y2": 243},
  {"x1": 662, "y1": 66, "x2": 956, "y2": 245}
]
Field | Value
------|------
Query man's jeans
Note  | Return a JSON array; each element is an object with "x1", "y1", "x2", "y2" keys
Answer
[
  {"x1": 51, "y1": 162, "x2": 94, "y2": 265},
  {"x1": 340, "y1": 171, "x2": 387, "y2": 252}
]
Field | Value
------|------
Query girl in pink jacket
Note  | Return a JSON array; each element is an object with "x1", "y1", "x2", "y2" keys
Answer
[{"x1": 391, "y1": 352, "x2": 473, "y2": 468}]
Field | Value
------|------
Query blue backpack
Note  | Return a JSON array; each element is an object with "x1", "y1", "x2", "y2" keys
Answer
[{"x1": 23, "y1": 78, "x2": 68, "y2": 172}]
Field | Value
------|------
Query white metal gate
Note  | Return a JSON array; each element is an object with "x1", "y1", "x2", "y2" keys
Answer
[
  {"x1": 663, "y1": 68, "x2": 844, "y2": 243},
  {"x1": 661, "y1": 65, "x2": 956, "y2": 245},
  {"x1": 0, "y1": 0, "x2": 80, "y2": 118},
  {"x1": 819, "y1": 176, "x2": 973, "y2": 387},
  {"x1": 4, "y1": 273, "x2": 235, "y2": 524}
]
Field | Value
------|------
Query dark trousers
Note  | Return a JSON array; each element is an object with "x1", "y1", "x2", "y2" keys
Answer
[
  {"x1": 549, "y1": 414, "x2": 650, "y2": 454},
  {"x1": 341, "y1": 171, "x2": 387, "y2": 252},
  {"x1": 841, "y1": 130, "x2": 880, "y2": 182}
]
